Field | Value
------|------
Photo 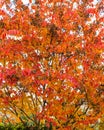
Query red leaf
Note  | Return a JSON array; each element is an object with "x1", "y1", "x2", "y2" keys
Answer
[{"x1": 8, "y1": 30, "x2": 20, "y2": 35}]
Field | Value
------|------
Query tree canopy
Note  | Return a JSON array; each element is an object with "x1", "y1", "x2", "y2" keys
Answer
[{"x1": 0, "y1": 0, "x2": 104, "y2": 129}]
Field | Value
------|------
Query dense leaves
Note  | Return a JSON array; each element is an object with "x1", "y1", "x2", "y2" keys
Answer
[{"x1": 0, "y1": 0, "x2": 104, "y2": 129}]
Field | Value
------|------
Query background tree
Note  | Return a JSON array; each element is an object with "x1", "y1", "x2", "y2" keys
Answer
[{"x1": 0, "y1": 0, "x2": 104, "y2": 129}]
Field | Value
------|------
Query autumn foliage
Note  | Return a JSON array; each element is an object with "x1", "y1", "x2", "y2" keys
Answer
[{"x1": 0, "y1": 0, "x2": 104, "y2": 129}]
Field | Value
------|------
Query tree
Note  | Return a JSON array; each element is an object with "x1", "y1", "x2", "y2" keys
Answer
[{"x1": 0, "y1": 0, "x2": 104, "y2": 129}]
